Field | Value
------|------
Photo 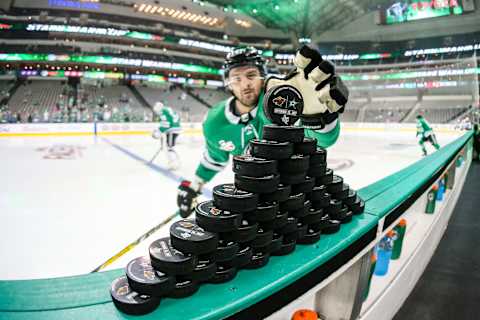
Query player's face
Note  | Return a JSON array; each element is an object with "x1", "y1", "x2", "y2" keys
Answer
[{"x1": 227, "y1": 66, "x2": 264, "y2": 108}]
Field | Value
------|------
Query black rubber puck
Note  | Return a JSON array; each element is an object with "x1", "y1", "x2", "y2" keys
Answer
[
  {"x1": 262, "y1": 124, "x2": 305, "y2": 143},
  {"x1": 310, "y1": 147, "x2": 327, "y2": 166},
  {"x1": 195, "y1": 200, "x2": 243, "y2": 232},
  {"x1": 283, "y1": 230, "x2": 299, "y2": 243},
  {"x1": 294, "y1": 137, "x2": 317, "y2": 155},
  {"x1": 297, "y1": 221, "x2": 308, "y2": 239},
  {"x1": 309, "y1": 185, "x2": 327, "y2": 202},
  {"x1": 250, "y1": 139, "x2": 294, "y2": 160},
  {"x1": 297, "y1": 227, "x2": 321, "y2": 245},
  {"x1": 276, "y1": 216, "x2": 298, "y2": 234},
  {"x1": 317, "y1": 218, "x2": 341, "y2": 234},
  {"x1": 251, "y1": 202, "x2": 278, "y2": 222},
  {"x1": 350, "y1": 197, "x2": 365, "y2": 215},
  {"x1": 220, "y1": 219, "x2": 258, "y2": 243},
  {"x1": 244, "y1": 252, "x2": 270, "y2": 269},
  {"x1": 327, "y1": 175, "x2": 344, "y2": 194},
  {"x1": 212, "y1": 183, "x2": 258, "y2": 213},
  {"x1": 232, "y1": 155, "x2": 278, "y2": 177},
  {"x1": 188, "y1": 259, "x2": 217, "y2": 282},
  {"x1": 234, "y1": 245, "x2": 253, "y2": 269},
  {"x1": 289, "y1": 200, "x2": 311, "y2": 218},
  {"x1": 316, "y1": 168, "x2": 333, "y2": 185},
  {"x1": 260, "y1": 210, "x2": 289, "y2": 230},
  {"x1": 312, "y1": 192, "x2": 331, "y2": 209},
  {"x1": 149, "y1": 237, "x2": 197, "y2": 275},
  {"x1": 291, "y1": 176, "x2": 315, "y2": 194},
  {"x1": 332, "y1": 183, "x2": 349, "y2": 200},
  {"x1": 260, "y1": 183, "x2": 291, "y2": 203},
  {"x1": 270, "y1": 233, "x2": 283, "y2": 253},
  {"x1": 330, "y1": 205, "x2": 349, "y2": 221},
  {"x1": 208, "y1": 265, "x2": 237, "y2": 284},
  {"x1": 126, "y1": 256, "x2": 175, "y2": 297},
  {"x1": 301, "y1": 207, "x2": 324, "y2": 225},
  {"x1": 280, "y1": 172, "x2": 307, "y2": 185},
  {"x1": 307, "y1": 164, "x2": 327, "y2": 177},
  {"x1": 273, "y1": 240, "x2": 296, "y2": 256},
  {"x1": 325, "y1": 199, "x2": 343, "y2": 216},
  {"x1": 168, "y1": 278, "x2": 199, "y2": 298},
  {"x1": 170, "y1": 219, "x2": 218, "y2": 255},
  {"x1": 278, "y1": 154, "x2": 310, "y2": 174},
  {"x1": 252, "y1": 228, "x2": 274, "y2": 247},
  {"x1": 110, "y1": 276, "x2": 160, "y2": 316},
  {"x1": 343, "y1": 189, "x2": 358, "y2": 206},
  {"x1": 280, "y1": 193, "x2": 306, "y2": 212},
  {"x1": 263, "y1": 85, "x2": 304, "y2": 126},
  {"x1": 215, "y1": 239, "x2": 239, "y2": 263},
  {"x1": 234, "y1": 173, "x2": 280, "y2": 194}
]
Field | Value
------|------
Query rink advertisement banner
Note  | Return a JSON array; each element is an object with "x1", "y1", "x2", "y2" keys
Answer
[
  {"x1": 0, "y1": 123, "x2": 93, "y2": 136},
  {"x1": 95, "y1": 122, "x2": 158, "y2": 135}
]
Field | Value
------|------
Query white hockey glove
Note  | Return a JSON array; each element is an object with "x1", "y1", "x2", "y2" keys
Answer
[{"x1": 264, "y1": 45, "x2": 348, "y2": 129}]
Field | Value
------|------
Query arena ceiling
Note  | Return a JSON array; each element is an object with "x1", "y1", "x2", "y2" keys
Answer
[{"x1": 205, "y1": 0, "x2": 393, "y2": 37}]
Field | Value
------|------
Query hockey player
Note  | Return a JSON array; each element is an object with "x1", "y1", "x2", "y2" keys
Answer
[
  {"x1": 152, "y1": 102, "x2": 182, "y2": 169},
  {"x1": 177, "y1": 45, "x2": 349, "y2": 218},
  {"x1": 416, "y1": 114, "x2": 440, "y2": 156}
]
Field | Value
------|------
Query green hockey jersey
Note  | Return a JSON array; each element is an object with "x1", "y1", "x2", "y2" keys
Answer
[
  {"x1": 158, "y1": 106, "x2": 181, "y2": 133},
  {"x1": 416, "y1": 117, "x2": 433, "y2": 138},
  {"x1": 195, "y1": 92, "x2": 340, "y2": 183}
]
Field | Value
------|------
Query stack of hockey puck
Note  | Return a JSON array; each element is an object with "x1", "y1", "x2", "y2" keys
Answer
[{"x1": 110, "y1": 123, "x2": 365, "y2": 315}]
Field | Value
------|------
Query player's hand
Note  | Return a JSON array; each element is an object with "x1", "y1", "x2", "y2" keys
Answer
[
  {"x1": 177, "y1": 180, "x2": 201, "y2": 218},
  {"x1": 265, "y1": 45, "x2": 348, "y2": 129}
]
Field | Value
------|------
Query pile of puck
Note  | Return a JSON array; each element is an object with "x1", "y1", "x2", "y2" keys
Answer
[{"x1": 110, "y1": 124, "x2": 364, "y2": 315}]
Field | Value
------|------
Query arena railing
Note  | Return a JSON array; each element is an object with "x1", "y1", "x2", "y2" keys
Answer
[{"x1": 0, "y1": 131, "x2": 473, "y2": 320}]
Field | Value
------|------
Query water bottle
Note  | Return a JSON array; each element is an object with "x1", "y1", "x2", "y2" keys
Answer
[
  {"x1": 391, "y1": 219, "x2": 407, "y2": 260},
  {"x1": 436, "y1": 179, "x2": 445, "y2": 201},
  {"x1": 425, "y1": 185, "x2": 438, "y2": 214},
  {"x1": 374, "y1": 231, "x2": 394, "y2": 276},
  {"x1": 363, "y1": 252, "x2": 377, "y2": 300}
]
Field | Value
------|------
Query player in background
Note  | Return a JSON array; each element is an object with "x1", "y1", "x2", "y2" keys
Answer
[
  {"x1": 416, "y1": 114, "x2": 440, "y2": 156},
  {"x1": 177, "y1": 45, "x2": 349, "y2": 218},
  {"x1": 152, "y1": 102, "x2": 182, "y2": 170}
]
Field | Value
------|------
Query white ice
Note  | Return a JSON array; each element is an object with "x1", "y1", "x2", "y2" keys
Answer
[{"x1": 0, "y1": 126, "x2": 461, "y2": 280}]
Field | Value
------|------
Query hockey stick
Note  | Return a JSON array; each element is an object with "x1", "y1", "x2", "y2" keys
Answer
[
  {"x1": 148, "y1": 134, "x2": 164, "y2": 164},
  {"x1": 91, "y1": 210, "x2": 178, "y2": 273}
]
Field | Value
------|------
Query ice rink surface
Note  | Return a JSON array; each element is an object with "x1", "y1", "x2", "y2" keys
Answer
[{"x1": 0, "y1": 126, "x2": 462, "y2": 280}]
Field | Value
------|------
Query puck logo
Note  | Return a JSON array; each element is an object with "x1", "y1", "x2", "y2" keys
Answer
[
  {"x1": 117, "y1": 285, "x2": 130, "y2": 296},
  {"x1": 143, "y1": 270, "x2": 155, "y2": 281},
  {"x1": 272, "y1": 96, "x2": 287, "y2": 108},
  {"x1": 219, "y1": 140, "x2": 235, "y2": 152},
  {"x1": 264, "y1": 85, "x2": 303, "y2": 126},
  {"x1": 179, "y1": 221, "x2": 195, "y2": 229},
  {"x1": 209, "y1": 207, "x2": 222, "y2": 216}
]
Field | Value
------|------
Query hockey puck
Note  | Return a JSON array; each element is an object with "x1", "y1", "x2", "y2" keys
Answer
[
  {"x1": 244, "y1": 252, "x2": 270, "y2": 269},
  {"x1": 262, "y1": 124, "x2": 304, "y2": 143},
  {"x1": 283, "y1": 230, "x2": 299, "y2": 243},
  {"x1": 280, "y1": 193, "x2": 306, "y2": 212},
  {"x1": 291, "y1": 176, "x2": 315, "y2": 194},
  {"x1": 263, "y1": 84, "x2": 304, "y2": 126},
  {"x1": 273, "y1": 240, "x2": 296, "y2": 256},
  {"x1": 260, "y1": 183, "x2": 291, "y2": 203},
  {"x1": 330, "y1": 205, "x2": 349, "y2": 221},
  {"x1": 251, "y1": 202, "x2": 278, "y2": 222},
  {"x1": 195, "y1": 200, "x2": 243, "y2": 232},
  {"x1": 110, "y1": 276, "x2": 160, "y2": 316},
  {"x1": 343, "y1": 189, "x2": 358, "y2": 206},
  {"x1": 234, "y1": 245, "x2": 253, "y2": 268},
  {"x1": 220, "y1": 219, "x2": 258, "y2": 243},
  {"x1": 350, "y1": 197, "x2": 365, "y2": 215},
  {"x1": 215, "y1": 239, "x2": 239, "y2": 263},
  {"x1": 260, "y1": 210, "x2": 289, "y2": 230},
  {"x1": 316, "y1": 218, "x2": 341, "y2": 234},
  {"x1": 252, "y1": 228, "x2": 274, "y2": 247},
  {"x1": 294, "y1": 137, "x2": 317, "y2": 155},
  {"x1": 280, "y1": 172, "x2": 307, "y2": 185},
  {"x1": 125, "y1": 256, "x2": 175, "y2": 297},
  {"x1": 332, "y1": 183, "x2": 349, "y2": 200},
  {"x1": 312, "y1": 192, "x2": 331, "y2": 209},
  {"x1": 325, "y1": 199, "x2": 343, "y2": 216},
  {"x1": 212, "y1": 183, "x2": 258, "y2": 213},
  {"x1": 276, "y1": 216, "x2": 298, "y2": 235},
  {"x1": 170, "y1": 219, "x2": 218, "y2": 255},
  {"x1": 301, "y1": 207, "x2": 325, "y2": 225},
  {"x1": 297, "y1": 227, "x2": 321, "y2": 245},
  {"x1": 327, "y1": 175, "x2": 344, "y2": 194},
  {"x1": 278, "y1": 154, "x2": 310, "y2": 174},
  {"x1": 189, "y1": 259, "x2": 217, "y2": 283},
  {"x1": 289, "y1": 200, "x2": 311, "y2": 218},
  {"x1": 149, "y1": 238, "x2": 197, "y2": 275},
  {"x1": 310, "y1": 147, "x2": 327, "y2": 166},
  {"x1": 234, "y1": 173, "x2": 280, "y2": 194},
  {"x1": 208, "y1": 265, "x2": 237, "y2": 284},
  {"x1": 315, "y1": 168, "x2": 333, "y2": 185},
  {"x1": 309, "y1": 185, "x2": 327, "y2": 202},
  {"x1": 307, "y1": 164, "x2": 327, "y2": 177},
  {"x1": 250, "y1": 139, "x2": 294, "y2": 160},
  {"x1": 270, "y1": 233, "x2": 283, "y2": 253},
  {"x1": 297, "y1": 221, "x2": 308, "y2": 239},
  {"x1": 168, "y1": 278, "x2": 199, "y2": 298},
  {"x1": 232, "y1": 155, "x2": 277, "y2": 177}
]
